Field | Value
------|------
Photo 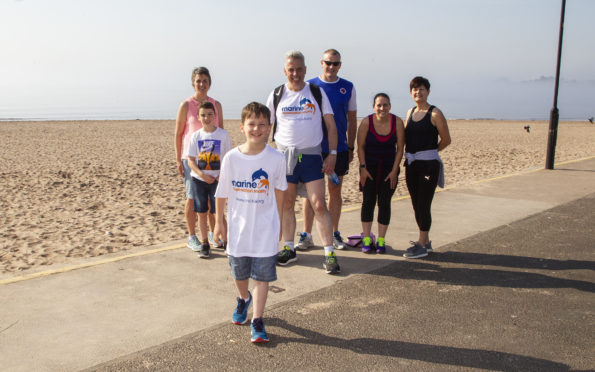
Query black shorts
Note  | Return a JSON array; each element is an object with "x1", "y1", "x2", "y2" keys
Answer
[{"x1": 322, "y1": 151, "x2": 349, "y2": 176}]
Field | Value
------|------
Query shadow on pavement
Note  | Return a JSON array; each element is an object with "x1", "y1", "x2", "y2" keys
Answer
[{"x1": 267, "y1": 317, "x2": 575, "y2": 371}]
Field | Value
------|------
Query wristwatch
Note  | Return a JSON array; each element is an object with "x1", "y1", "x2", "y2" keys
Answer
[
  {"x1": 360, "y1": 164, "x2": 366, "y2": 169},
  {"x1": 330, "y1": 150, "x2": 337, "y2": 155}
]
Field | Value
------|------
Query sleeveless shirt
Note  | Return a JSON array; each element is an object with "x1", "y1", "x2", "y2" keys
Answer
[
  {"x1": 181, "y1": 96, "x2": 219, "y2": 159},
  {"x1": 404, "y1": 105, "x2": 438, "y2": 155},
  {"x1": 365, "y1": 113, "x2": 397, "y2": 168}
]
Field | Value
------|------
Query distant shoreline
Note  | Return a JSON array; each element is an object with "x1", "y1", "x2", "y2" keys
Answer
[{"x1": 1, "y1": 117, "x2": 593, "y2": 123}]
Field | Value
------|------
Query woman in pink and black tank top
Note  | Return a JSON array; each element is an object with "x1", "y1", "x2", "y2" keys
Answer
[
  {"x1": 356, "y1": 93, "x2": 405, "y2": 254},
  {"x1": 174, "y1": 67, "x2": 224, "y2": 252}
]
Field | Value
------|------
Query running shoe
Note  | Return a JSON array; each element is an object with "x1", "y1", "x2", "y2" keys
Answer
[
  {"x1": 198, "y1": 242, "x2": 210, "y2": 258},
  {"x1": 277, "y1": 246, "x2": 297, "y2": 266},
  {"x1": 187, "y1": 236, "x2": 201, "y2": 252},
  {"x1": 332, "y1": 231, "x2": 346, "y2": 250},
  {"x1": 323, "y1": 252, "x2": 341, "y2": 274},
  {"x1": 362, "y1": 236, "x2": 373, "y2": 254},
  {"x1": 232, "y1": 292, "x2": 252, "y2": 325},
  {"x1": 250, "y1": 318, "x2": 269, "y2": 343},
  {"x1": 376, "y1": 237, "x2": 386, "y2": 254},
  {"x1": 208, "y1": 231, "x2": 224, "y2": 248},
  {"x1": 425, "y1": 241, "x2": 433, "y2": 253},
  {"x1": 295, "y1": 232, "x2": 314, "y2": 251},
  {"x1": 403, "y1": 241, "x2": 428, "y2": 259}
]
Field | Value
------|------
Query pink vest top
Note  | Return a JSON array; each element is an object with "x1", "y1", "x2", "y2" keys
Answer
[{"x1": 181, "y1": 96, "x2": 220, "y2": 158}]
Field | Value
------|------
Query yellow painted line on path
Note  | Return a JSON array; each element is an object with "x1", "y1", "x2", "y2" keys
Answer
[
  {"x1": 3, "y1": 154, "x2": 593, "y2": 285},
  {"x1": 0, "y1": 243, "x2": 185, "y2": 285}
]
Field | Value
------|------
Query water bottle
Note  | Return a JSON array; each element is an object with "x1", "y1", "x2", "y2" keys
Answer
[{"x1": 329, "y1": 172, "x2": 341, "y2": 185}]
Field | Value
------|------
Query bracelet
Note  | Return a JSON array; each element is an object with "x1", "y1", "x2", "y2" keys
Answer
[
  {"x1": 348, "y1": 146, "x2": 354, "y2": 151},
  {"x1": 330, "y1": 150, "x2": 337, "y2": 155},
  {"x1": 360, "y1": 164, "x2": 366, "y2": 169}
]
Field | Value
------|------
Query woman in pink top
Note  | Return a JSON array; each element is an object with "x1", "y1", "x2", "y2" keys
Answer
[{"x1": 175, "y1": 67, "x2": 224, "y2": 252}]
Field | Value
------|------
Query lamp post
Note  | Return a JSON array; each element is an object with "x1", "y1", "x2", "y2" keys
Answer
[{"x1": 545, "y1": 0, "x2": 566, "y2": 170}]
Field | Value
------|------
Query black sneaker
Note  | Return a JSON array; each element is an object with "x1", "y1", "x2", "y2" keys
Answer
[
  {"x1": 277, "y1": 245, "x2": 297, "y2": 266},
  {"x1": 198, "y1": 242, "x2": 210, "y2": 258}
]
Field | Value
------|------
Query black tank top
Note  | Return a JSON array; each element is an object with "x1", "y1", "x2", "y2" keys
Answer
[
  {"x1": 365, "y1": 113, "x2": 397, "y2": 167},
  {"x1": 405, "y1": 105, "x2": 438, "y2": 154}
]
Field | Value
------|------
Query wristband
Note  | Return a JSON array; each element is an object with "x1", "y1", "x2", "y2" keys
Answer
[{"x1": 330, "y1": 150, "x2": 337, "y2": 155}]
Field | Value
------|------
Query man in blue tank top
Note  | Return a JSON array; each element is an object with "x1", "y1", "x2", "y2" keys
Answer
[{"x1": 297, "y1": 49, "x2": 357, "y2": 251}]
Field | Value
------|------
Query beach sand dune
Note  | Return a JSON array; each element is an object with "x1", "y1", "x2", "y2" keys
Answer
[{"x1": 1, "y1": 119, "x2": 593, "y2": 274}]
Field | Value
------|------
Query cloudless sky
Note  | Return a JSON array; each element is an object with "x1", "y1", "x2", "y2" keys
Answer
[{"x1": 1, "y1": 0, "x2": 594, "y2": 120}]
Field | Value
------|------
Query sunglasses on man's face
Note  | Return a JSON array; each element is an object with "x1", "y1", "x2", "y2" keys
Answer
[{"x1": 323, "y1": 60, "x2": 341, "y2": 67}]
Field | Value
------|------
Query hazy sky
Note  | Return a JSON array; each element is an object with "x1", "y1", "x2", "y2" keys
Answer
[{"x1": 1, "y1": 0, "x2": 594, "y2": 120}]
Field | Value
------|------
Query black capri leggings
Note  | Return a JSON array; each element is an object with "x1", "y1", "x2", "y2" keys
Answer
[
  {"x1": 361, "y1": 162, "x2": 398, "y2": 225},
  {"x1": 405, "y1": 160, "x2": 440, "y2": 232}
]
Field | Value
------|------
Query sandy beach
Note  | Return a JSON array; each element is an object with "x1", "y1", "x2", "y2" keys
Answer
[{"x1": 1, "y1": 119, "x2": 593, "y2": 275}]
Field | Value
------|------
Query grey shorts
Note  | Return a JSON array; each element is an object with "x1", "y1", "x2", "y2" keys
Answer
[{"x1": 228, "y1": 255, "x2": 277, "y2": 282}]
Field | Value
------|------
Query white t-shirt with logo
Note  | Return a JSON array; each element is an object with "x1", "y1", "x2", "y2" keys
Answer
[
  {"x1": 187, "y1": 127, "x2": 232, "y2": 182},
  {"x1": 215, "y1": 145, "x2": 288, "y2": 257},
  {"x1": 266, "y1": 82, "x2": 334, "y2": 149}
]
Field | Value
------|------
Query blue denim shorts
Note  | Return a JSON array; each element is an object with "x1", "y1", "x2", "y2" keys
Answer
[
  {"x1": 286, "y1": 154, "x2": 324, "y2": 184},
  {"x1": 228, "y1": 255, "x2": 277, "y2": 282},
  {"x1": 183, "y1": 159, "x2": 215, "y2": 213},
  {"x1": 192, "y1": 178, "x2": 217, "y2": 214}
]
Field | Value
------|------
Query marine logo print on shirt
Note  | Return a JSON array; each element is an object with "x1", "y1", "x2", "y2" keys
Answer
[
  {"x1": 232, "y1": 168, "x2": 270, "y2": 196},
  {"x1": 196, "y1": 140, "x2": 222, "y2": 170},
  {"x1": 281, "y1": 97, "x2": 316, "y2": 119}
]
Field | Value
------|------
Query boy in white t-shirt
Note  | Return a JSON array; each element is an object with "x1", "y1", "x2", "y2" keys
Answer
[
  {"x1": 214, "y1": 102, "x2": 287, "y2": 343},
  {"x1": 187, "y1": 101, "x2": 232, "y2": 258}
]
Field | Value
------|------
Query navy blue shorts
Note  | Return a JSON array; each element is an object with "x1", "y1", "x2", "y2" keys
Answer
[
  {"x1": 191, "y1": 178, "x2": 217, "y2": 214},
  {"x1": 228, "y1": 255, "x2": 277, "y2": 282},
  {"x1": 287, "y1": 154, "x2": 324, "y2": 184}
]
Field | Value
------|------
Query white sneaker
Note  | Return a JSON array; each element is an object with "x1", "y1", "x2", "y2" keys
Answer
[
  {"x1": 295, "y1": 232, "x2": 314, "y2": 251},
  {"x1": 187, "y1": 236, "x2": 201, "y2": 252},
  {"x1": 332, "y1": 231, "x2": 346, "y2": 250}
]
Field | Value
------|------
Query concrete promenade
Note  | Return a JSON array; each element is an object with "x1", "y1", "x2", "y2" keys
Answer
[{"x1": 1, "y1": 157, "x2": 594, "y2": 371}]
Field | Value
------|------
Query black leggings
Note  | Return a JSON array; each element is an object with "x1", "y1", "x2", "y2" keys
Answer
[
  {"x1": 405, "y1": 160, "x2": 440, "y2": 231},
  {"x1": 361, "y1": 162, "x2": 398, "y2": 225}
]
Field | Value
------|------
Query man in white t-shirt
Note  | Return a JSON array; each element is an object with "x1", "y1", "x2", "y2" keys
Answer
[{"x1": 265, "y1": 50, "x2": 341, "y2": 275}]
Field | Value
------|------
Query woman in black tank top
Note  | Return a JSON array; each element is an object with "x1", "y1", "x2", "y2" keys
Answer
[{"x1": 403, "y1": 76, "x2": 451, "y2": 259}]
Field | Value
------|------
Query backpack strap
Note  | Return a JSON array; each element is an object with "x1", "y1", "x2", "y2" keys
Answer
[
  {"x1": 272, "y1": 83, "x2": 327, "y2": 142},
  {"x1": 271, "y1": 84, "x2": 285, "y2": 142},
  {"x1": 308, "y1": 83, "x2": 327, "y2": 138}
]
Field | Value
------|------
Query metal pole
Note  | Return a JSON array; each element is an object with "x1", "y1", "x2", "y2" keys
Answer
[{"x1": 545, "y1": 0, "x2": 566, "y2": 169}]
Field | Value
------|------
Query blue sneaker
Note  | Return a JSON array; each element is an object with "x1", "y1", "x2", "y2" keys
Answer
[
  {"x1": 187, "y1": 236, "x2": 201, "y2": 252},
  {"x1": 250, "y1": 318, "x2": 269, "y2": 343},
  {"x1": 232, "y1": 292, "x2": 252, "y2": 325}
]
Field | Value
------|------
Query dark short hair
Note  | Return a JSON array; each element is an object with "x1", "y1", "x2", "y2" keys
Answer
[
  {"x1": 373, "y1": 92, "x2": 391, "y2": 106},
  {"x1": 191, "y1": 66, "x2": 212, "y2": 85},
  {"x1": 241, "y1": 102, "x2": 271, "y2": 124},
  {"x1": 198, "y1": 100, "x2": 215, "y2": 112},
  {"x1": 410, "y1": 76, "x2": 430, "y2": 91}
]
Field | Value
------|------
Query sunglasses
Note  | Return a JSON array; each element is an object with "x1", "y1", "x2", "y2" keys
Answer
[{"x1": 323, "y1": 60, "x2": 341, "y2": 66}]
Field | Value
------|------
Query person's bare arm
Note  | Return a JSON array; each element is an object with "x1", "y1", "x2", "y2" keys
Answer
[{"x1": 174, "y1": 101, "x2": 189, "y2": 176}]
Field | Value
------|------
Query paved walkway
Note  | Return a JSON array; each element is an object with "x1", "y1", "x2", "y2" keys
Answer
[{"x1": 1, "y1": 157, "x2": 594, "y2": 371}]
